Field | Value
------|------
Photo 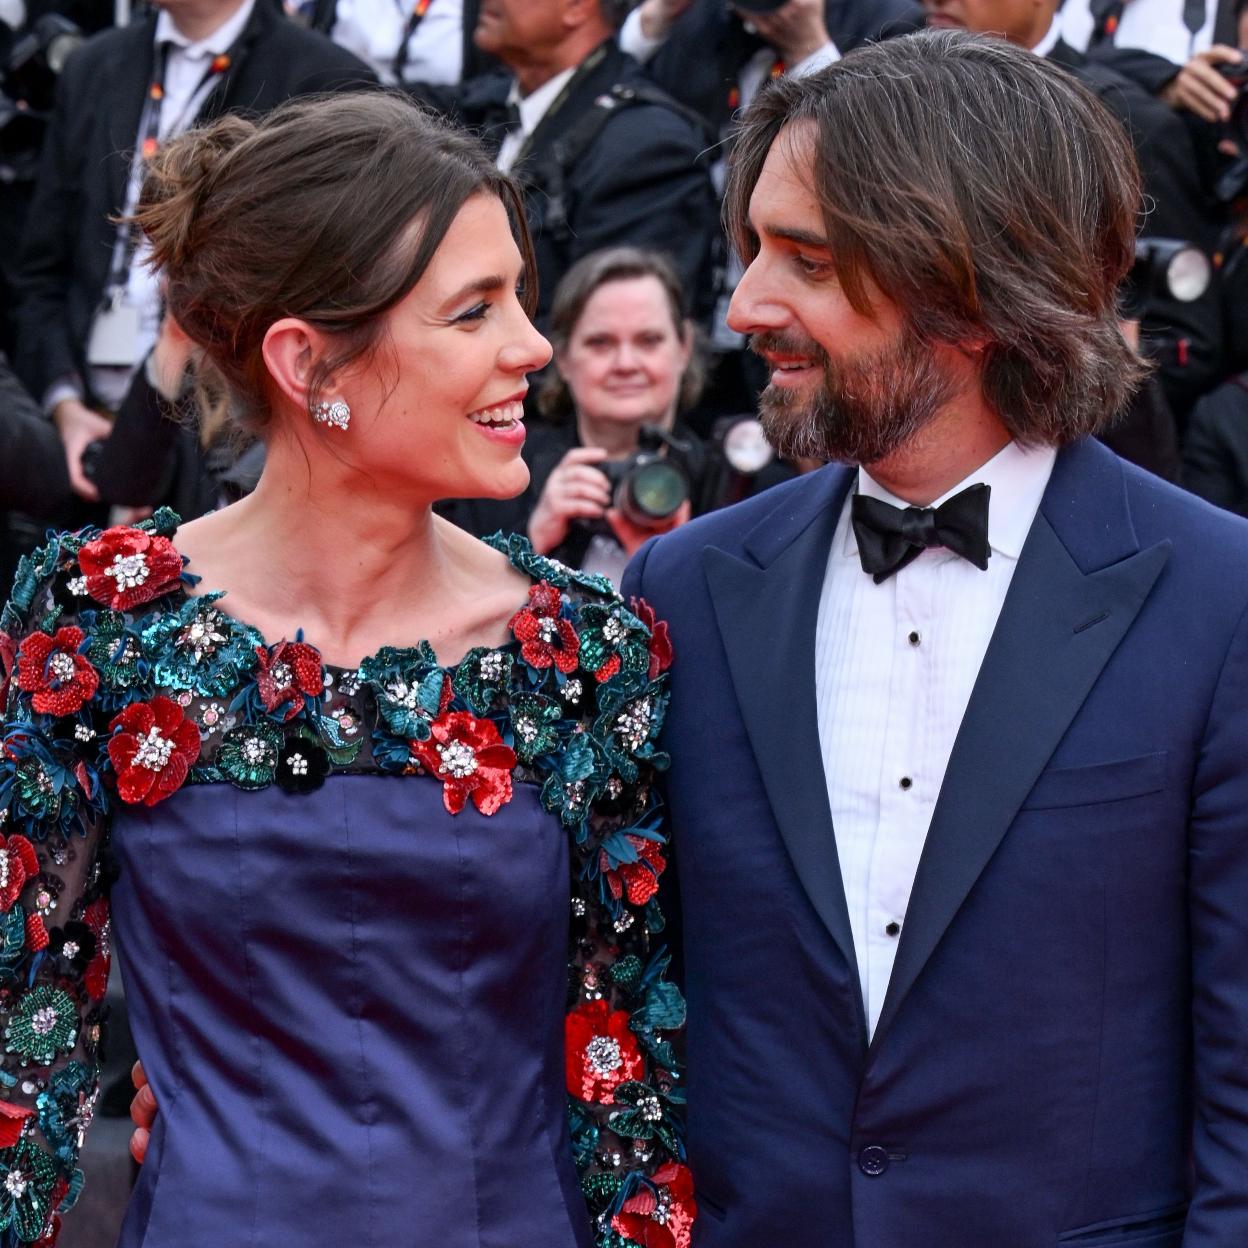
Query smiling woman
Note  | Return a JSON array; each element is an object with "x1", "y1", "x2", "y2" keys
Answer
[{"x1": 0, "y1": 92, "x2": 689, "y2": 1248}]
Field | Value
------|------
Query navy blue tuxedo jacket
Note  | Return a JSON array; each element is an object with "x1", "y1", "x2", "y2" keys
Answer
[{"x1": 622, "y1": 439, "x2": 1248, "y2": 1248}]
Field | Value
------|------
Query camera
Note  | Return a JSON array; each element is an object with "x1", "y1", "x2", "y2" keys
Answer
[
  {"x1": 0, "y1": 15, "x2": 83, "y2": 183},
  {"x1": 1123, "y1": 237, "x2": 1211, "y2": 319},
  {"x1": 600, "y1": 425, "x2": 691, "y2": 529}
]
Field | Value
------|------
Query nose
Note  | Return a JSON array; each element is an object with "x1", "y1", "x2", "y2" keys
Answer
[
  {"x1": 502, "y1": 313, "x2": 553, "y2": 375},
  {"x1": 613, "y1": 342, "x2": 641, "y2": 371},
  {"x1": 727, "y1": 255, "x2": 790, "y2": 337}
]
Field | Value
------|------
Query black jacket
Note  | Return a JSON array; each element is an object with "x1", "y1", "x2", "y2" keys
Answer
[
  {"x1": 1182, "y1": 374, "x2": 1248, "y2": 515},
  {"x1": 640, "y1": 0, "x2": 924, "y2": 137},
  {"x1": 457, "y1": 42, "x2": 719, "y2": 327},
  {"x1": 11, "y1": 0, "x2": 374, "y2": 404},
  {"x1": 0, "y1": 354, "x2": 70, "y2": 517}
]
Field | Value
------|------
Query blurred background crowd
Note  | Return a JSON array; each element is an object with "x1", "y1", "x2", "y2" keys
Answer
[
  {"x1": 8, "y1": 0, "x2": 1248, "y2": 605},
  {"x1": 2, "y1": 0, "x2": 1247, "y2": 1239}
]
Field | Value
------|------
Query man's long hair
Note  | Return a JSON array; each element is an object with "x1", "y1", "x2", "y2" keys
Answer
[{"x1": 724, "y1": 31, "x2": 1148, "y2": 445}]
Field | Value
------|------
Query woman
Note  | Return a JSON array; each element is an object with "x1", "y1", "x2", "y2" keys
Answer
[{"x1": 0, "y1": 93, "x2": 689, "y2": 1248}]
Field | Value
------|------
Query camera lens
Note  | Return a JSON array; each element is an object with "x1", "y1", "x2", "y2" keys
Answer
[{"x1": 619, "y1": 460, "x2": 688, "y2": 524}]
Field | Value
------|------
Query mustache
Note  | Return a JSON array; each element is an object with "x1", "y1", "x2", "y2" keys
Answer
[{"x1": 748, "y1": 331, "x2": 830, "y2": 367}]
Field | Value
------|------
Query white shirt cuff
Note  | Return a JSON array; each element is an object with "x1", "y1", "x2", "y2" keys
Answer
[
  {"x1": 619, "y1": 6, "x2": 666, "y2": 63},
  {"x1": 43, "y1": 379, "x2": 84, "y2": 417},
  {"x1": 788, "y1": 40, "x2": 841, "y2": 77}
]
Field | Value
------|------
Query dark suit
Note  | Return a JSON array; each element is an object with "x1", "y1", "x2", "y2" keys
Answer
[
  {"x1": 623, "y1": 438, "x2": 1248, "y2": 1246},
  {"x1": 459, "y1": 42, "x2": 718, "y2": 327},
  {"x1": 640, "y1": 0, "x2": 923, "y2": 137},
  {"x1": 11, "y1": 0, "x2": 374, "y2": 404},
  {"x1": 0, "y1": 354, "x2": 70, "y2": 517}
]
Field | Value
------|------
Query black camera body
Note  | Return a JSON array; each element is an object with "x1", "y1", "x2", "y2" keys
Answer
[{"x1": 600, "y1": 426, "x2": 691, "y2": 530}]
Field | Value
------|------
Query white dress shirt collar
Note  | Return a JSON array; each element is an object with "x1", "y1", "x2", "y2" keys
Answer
[
  {"x1": 507, "y1": 66, "x2": 578, "y2": 139},
  {"x1": 155, "y1": 0, "x2": 256, "y2": 57},
  {"x1": 843, "y1": 439, "x2": 1058, "y2": 562},
  {"x1": 1030, "y1": 15, "x2": 1063, "y2": 59}
]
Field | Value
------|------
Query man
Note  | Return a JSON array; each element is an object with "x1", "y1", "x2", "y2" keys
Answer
[
  {"x1": 922, "y1": 0, "x2": 1225, "y2": 453},
  {"x1": 620, "y1": 31, "x2": 1248, "y2": 1245},
  {"x1": 11, "y1": 0, "x2": 372, "y2": 499},
  {"x1": 454, "y1": 0, "x2": 718, "y2": 327}
]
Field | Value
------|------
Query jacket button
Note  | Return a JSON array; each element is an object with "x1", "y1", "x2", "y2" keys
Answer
[{"x1": 858, "y1": 1145, "x2": 890, "y2": 1177}]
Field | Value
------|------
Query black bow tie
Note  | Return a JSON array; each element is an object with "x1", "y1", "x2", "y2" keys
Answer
[{"x1": 851, "y1": 483, "x2": 992, "y2": 584}]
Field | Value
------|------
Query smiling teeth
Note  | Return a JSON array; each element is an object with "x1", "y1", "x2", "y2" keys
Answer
[
  {"x1": 469, "y1": 400, "x2": 523, "y2": 427},
  {"x1": 776, "y1": 362, "x2": 809, "y2": 371}
]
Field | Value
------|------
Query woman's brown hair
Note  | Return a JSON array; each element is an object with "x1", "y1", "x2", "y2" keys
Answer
[
  {"x1": 724, "y1": 30, "x2": 1149, "y2": 445},
  {"x1": 132, "y1": 90, "x2": 537, "y2": 435},
  {"x1": 537, "y1": 246, "x2": 707, "y2": 422}
]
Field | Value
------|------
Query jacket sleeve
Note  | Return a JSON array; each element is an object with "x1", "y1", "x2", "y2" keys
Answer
[
  {"x1": 0, "y1": 359, "x2": 73, "y2": 517},
  {"x1": 11, "y1": 54, "x2": 91, "y2": 403},
  {"x1": 0, "y1": 530, "x2": 118, "y2": 1245},
  {"x1": 558, "y1": 583, "x2": 694, "y2": 1247},
  {"x1": 1183, "y1": 597, "x2": 1248, "y2": 1243}
]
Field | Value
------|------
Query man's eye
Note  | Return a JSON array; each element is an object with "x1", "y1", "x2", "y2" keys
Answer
[{"x1": 794, "y1": 254, "x2": 830, "y2": 277}]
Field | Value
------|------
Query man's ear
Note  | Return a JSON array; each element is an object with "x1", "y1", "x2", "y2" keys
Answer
[
  {"x1": 563, "y1": 0, "x2": 601, "y2": 34},
  {"x1": 261, "y1": 318, "x2": 333, "y2": 412}
]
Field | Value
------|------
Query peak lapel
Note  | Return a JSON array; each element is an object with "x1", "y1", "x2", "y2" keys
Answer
[
  {"x1": 870, "y1": 442, "x2": 1170, "y2": 1054},
  {"x1": 702, "y1": 468, "x2": 863, "y2": 1022}
]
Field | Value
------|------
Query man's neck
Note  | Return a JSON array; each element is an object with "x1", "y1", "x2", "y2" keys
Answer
[
  {"x1": 865, "y1": 403, "x2": 1013, "y2": 507},
  {"x1": 513, "y1": 27, "x2": 608, "y2": 96},
  {"x1": 167, "y1": 0, "x2": 248, "y2": 45}
]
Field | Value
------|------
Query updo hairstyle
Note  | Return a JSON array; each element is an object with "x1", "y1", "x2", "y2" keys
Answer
[{"x1": 131, "y1": 90, "x2": 536, "y2": 435}]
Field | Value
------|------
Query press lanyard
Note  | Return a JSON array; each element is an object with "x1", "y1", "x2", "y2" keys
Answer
[
  {"x1": 392, "y1": 0, "x2": 432, "y2": 82},
  {"x1": 107, "y1": 37, "x2": 242, "y2": 294}
]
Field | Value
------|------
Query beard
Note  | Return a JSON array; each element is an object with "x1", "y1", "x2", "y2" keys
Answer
[{"x1": 753, "y1": 325, "x2": 958, "y2": 466}]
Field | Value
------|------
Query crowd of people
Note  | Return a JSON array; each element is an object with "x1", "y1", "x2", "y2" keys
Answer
[{"x1": 7, "y1": 0, "x2": 1248, "y2": 590}]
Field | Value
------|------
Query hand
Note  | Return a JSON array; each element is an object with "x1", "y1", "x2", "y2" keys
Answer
[
  {"x1": 1118, "y1": 319, "x2": 1141, "y2": 352},
  {"x1": 605, "y1": 499, "x2": 693, "y2": 558},
  {"x1": 1159, "y1": 45, "x2": 1243, "y2": 123},
  {"x1": 51, "y1": 399, "x2": 112, "y2": 502},
  {"x1": 737, "y1": 0, "x2": 832, "y2": 67},
  {"x1": 148, "y1": 311, "x2": 196, "y2": 401},
  {"x1": 129, "y1": 1060, "x2": 158, "y2": 1165},
  {"x1": 528, "y1": 446, "x2": 613, "y2": 555},
  {"x1": 637, "y1": 0, "x2": 695, "y2": 39}
]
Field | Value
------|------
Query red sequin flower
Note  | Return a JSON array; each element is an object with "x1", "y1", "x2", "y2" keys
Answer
[
  {"x1": 0, "y1": 834, "x2": 38, "y2": 913},
  {"x1": 629, "y1": 597, "x2": 673, "y2": 680},
  {"x1": 254, "y1": 641, "x2": 323, "y2": 721},
  {"x1": 107, "y1": 695, "x2": 201, "y2": 806},
  {"x1": 611, "y1": 1162, "x2": 697, "y2": 1248},
  {"x1": 510, "y1": 582, "x2": 580, "y2": 673},
  {"x1": 82, "y1": 898, "x2": 111, "y2": 1002},
  {"x1": 564, "y1": 999, "x2": 644, "y2": 1104},
  {"x1": 411, "y1": 712, "x2": 516, "y2": 816},
  {"x1": 78, "y1": 526, "x2": 182, "y2": 611},
  {"x1": 15, "y1": 627, "x2": 99, "y2": 717},
  {"x1": 601, "y1": 835, "x2": 667, "y2": 907}
]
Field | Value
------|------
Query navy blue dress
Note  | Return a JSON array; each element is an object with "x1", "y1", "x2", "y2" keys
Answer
[{"x1": 0, "y1": 513, "x2": 691, "y2": 1248}]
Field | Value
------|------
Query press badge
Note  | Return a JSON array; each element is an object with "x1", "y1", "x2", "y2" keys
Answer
[{"x1": 87, "y1": 292, "x2": 143, "y2": 368}]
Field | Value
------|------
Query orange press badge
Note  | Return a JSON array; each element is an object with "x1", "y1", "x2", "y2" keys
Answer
[
  {"x1": 142, "y1": 137, "x2": 159, "y2": 159},
  {"x1": 211, "y1": 53, "x2": 231, "y2": 73},
  {"x1": 770, "y1": 59, "x2": 785, "y2": 78},
  {"x1": 150, "y1": 82, "x2": 163, "y2": 101},
  {"x1": 1105, "y1": 13, "x2": 1119, "y2": 33}
]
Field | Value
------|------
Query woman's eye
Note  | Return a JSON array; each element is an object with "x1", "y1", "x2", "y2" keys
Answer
[{"x1": 453, "y1": 302, "x2": 490, "y2": 324}]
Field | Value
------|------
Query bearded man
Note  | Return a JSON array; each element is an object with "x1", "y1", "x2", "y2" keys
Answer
[{"x1": 621, "y1": 29, "x2": 1248, "y2": 1248}]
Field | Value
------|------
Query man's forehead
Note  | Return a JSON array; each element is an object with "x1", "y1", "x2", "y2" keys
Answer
[{"x1": 747, "y1": 125, "x2": 823, "y2": 234}]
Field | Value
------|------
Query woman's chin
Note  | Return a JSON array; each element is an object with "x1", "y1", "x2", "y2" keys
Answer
[{"x1": 469, "y1": 462, "x2": 531, "y2": 502}]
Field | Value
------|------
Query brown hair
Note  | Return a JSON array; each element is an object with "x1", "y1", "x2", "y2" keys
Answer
[
  {"x1": 724, "y1": 30, "x2": 1148, "y2": 445},
  {"x1": 537, "y1": 246, "x2": 707, "y2": 421},
  {"x1": 132, "y1": 90, "x2": 536, "y2": 435}
]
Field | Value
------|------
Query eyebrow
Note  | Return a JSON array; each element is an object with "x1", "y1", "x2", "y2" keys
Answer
[
  {"x1": 759, "y1": 224, "x2": 831, "y2": 250},
  {"x1": 444, "y1": 274, "x2": 508, "y2": 308}
]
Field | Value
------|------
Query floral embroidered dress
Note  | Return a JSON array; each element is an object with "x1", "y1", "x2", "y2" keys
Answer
[{"x1": 0, "y1": 510, "x2": 692, "y2": 1248}]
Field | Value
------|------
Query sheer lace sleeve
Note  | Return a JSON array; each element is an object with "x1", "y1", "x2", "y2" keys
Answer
[{"x1": 0, "y1": 512, "x2": 184, "y2": 1245}]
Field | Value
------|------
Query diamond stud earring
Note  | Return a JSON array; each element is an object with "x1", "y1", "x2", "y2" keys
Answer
[{"x1": 312, "y1": 399, "x2": 351, "y2": 431}]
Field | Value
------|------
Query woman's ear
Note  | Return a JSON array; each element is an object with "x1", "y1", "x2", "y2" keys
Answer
[{"x1": 261, "y1": 318, "x2": 333, "y2": 412}]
